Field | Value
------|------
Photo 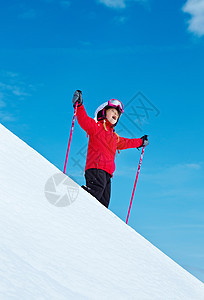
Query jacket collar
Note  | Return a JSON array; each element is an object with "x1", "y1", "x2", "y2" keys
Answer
[{"x1": 99, "y1": 119, "x2": 114, "y2": 131}]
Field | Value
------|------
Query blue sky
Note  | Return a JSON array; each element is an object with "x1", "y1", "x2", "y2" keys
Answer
[{"x1": 0, "y1": 0, "x2": 204, "y2": 282}]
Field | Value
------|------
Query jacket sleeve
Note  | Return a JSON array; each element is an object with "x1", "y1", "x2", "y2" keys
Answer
[
  {"x1": 117, "y1": 136, "x2": 143, "y2": 150},
  {"x1": 76, "y1": 104, "x2": 98, "y2": 135}
]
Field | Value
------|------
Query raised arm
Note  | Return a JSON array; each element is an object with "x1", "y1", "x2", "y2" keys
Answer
[
  {"x1": 77, "y1": 104, "x2": 98, "y2": 135},
  {"x1": 72, "y1": 90, "x2": 97, "y2": 135}
]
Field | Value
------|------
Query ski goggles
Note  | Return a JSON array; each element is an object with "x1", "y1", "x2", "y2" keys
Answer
[{"x1": 108, "y1": 99, "x2": 124, "y2": 114}]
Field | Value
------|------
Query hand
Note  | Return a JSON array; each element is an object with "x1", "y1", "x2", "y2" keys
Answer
[
  {"x1": 140, "y1": 135, "x2": 149, "y2": 146},
  {"x1": 72, "y1": 90, "x2": 83, "y2": 107}
]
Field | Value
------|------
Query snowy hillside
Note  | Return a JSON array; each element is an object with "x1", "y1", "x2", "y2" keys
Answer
[{"x1": 0, "y1": 123, "x2": 204, "y2": 300}]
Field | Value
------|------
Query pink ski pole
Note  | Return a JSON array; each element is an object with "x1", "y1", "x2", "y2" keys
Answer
[
  {"x1": 63, "y1": 102, "x2": 78, "y2": 174},
  {"x1": 126, "y1": 145, "x2": 145, "y2": 224}
]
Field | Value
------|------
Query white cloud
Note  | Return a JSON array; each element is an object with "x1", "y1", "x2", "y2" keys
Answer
[
  {"x1": 142, "y1": 162, "x2": 202, "y2": 188},
  {"x1": 0, "y1": 82, "x2": 30, "y2": 98},
  {"x1": 42, "y1": 0, "x2": 71, "y2": 7},
  {"x1": 0, "y1": 71, "x2": 33, "y2": 98},
  {"x1": 0, "y1": 71, "x2": 35, "y2": 123},
  {"x1": 114, "y1": 15, "x2": 128, "y2": 23},
  {"x1": 143, "y1": 224, "x2": 204, "y2": 230},
  {"x1": 0, "y1": 96, "x2": 6, "y2": 108},
  {"x1": 18, "y1": 9, "x2": 37, "y2": 20},
  {"x1": 182, "y1": 0, "x2": 204, "y2": 36},
  {"x1": 1, "y1": 71, "x2": 18, "y2": 78},
  {"x1": 0, "y1": 111, "x2": 16, "y2": 122},
  {"x1": 60, "y1": 1, "x2": 71, "y2": 8},
  {"x1": 185, "y1": 163, "x2": 201, "y2": 169},
  {"x1": 98, "y1": 0, "x2": 126, "y2": 8},
  {"x1": 98, "y1": 0, "x2": 146, "y2": 9}
]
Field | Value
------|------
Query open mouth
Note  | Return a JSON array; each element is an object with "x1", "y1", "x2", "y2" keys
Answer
[{"x1": 112, "y1": 116, "x2": 116, "y2": 121}]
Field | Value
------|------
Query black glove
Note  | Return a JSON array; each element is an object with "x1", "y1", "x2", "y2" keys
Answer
[
  {"x1": 140, "y1": 135, "x2": 149, "y2": 146},
  {"x1": 72, "y1": 90, "x2": 83, "y2": 107}
]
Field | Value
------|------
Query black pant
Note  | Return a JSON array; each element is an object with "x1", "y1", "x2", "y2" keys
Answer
[{"x1": 82, "y1": 168, "x2": 111, "y2": 208}]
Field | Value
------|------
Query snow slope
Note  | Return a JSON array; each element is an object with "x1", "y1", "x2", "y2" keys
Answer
[{"x1": 0, "y1": 123, "x2": 203, "y2": 300}]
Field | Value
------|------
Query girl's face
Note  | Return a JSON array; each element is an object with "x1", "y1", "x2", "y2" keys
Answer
[{"x1": 106, "y1": 108, "x2": 119, "y2": 125}]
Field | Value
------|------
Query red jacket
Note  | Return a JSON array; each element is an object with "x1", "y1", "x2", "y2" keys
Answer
[{"x1": 76, "y1": 104, "x2": 143, "y2": 176}]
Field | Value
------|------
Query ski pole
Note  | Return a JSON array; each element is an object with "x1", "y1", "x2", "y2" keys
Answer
[
  {"x1": 63, "y1": 102, "x2": 78, "y2": 174},
  {"x1": 126, "y1": 145, "x2": 145, "y2": 224}
]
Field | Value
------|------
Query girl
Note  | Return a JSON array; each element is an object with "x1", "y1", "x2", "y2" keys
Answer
[{"x1": 72, "y1": 90, "x2": 149, "y2": 208}]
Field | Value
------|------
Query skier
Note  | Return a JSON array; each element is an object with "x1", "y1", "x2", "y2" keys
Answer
[{"x1": 72, "y1": 90, "x2": 149, "y2": 208}]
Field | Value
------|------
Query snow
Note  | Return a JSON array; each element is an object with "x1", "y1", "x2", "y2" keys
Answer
[{"x1": 0, "y1": 123, "x2": 204, "y2": 300}]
